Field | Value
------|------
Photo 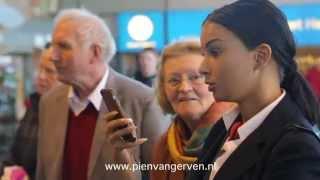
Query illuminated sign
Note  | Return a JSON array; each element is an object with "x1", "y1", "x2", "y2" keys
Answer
[
  {"x1": 282, "y1": 4, "x2": 320, "y2": 46},
  {"x1": 117, "y1": 11, "x2": 164, "y2": 52},
  {"x1": 167, "y1": 10, "x2": 211, "y2": 43},
  {"x1": 128, "y1": 15, "x2": 154, "y2": 41}
]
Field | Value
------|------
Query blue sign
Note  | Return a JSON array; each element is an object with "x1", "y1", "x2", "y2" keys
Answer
[
  {"x1": 166, "y1": 6, "x2": 320, "y2": 46},
  {"x1": 281, "y1": 4, "x2": 320, "y2": 46},
  {"x1": 117, "y1": 11, "x2": 164, "y2": 52},
  {"x1": 167, "y1": 10, "x2": 211, "y2": 43},
  {"x1": 117, "y1": 5, "x2": 320, "y2": 52}
]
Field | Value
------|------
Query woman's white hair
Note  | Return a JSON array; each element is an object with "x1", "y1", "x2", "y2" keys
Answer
[{"x1": 53, "y1": 8, "x2": 116, "y2": 62}]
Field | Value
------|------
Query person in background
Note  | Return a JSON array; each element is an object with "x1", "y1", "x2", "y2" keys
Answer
[
  {"x1": 149, "y1": 39, "x2": 235, "y2": 180},
  {"x1": 134, "y1": 48, "x2": 159, "y2": 87},
  {"x1": 36, "y1": 8, "x2": 168, "y2": 180},
  {"x1": 188, "y1": 1, "x2": 320, "y2": 180},
  {"x1": 1, "y1": 44, "x2": 60, "y2": 180},
  {"x1": 306, "y1": 63, "x2": 320, "y2": 100}
]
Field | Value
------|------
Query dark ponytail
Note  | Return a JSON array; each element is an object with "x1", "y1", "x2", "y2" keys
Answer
[
  {"x1": 204, "y1": 0, "x2": 320, "y2": 125},
  {"x1": 281, "y1": 66, "x2": 320, "y2": 125}
]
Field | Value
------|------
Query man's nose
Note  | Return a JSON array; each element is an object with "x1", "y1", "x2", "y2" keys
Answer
[{"x1": 51, "y1": 48, "x2": 60, "y2": 62}]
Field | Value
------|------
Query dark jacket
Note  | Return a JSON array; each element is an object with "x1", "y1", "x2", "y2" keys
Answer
[
  {"x1": 187, "y1": 94, "x2": 320, "y2": 180},
  {"x1": 134, "y1": 71, "x2": 155, "y2": 87},
  {"x1": 1, "y1": 92, "x2": 40, "y2": 180}
]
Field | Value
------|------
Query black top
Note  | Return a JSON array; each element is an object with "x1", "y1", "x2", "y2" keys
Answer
[
  {"x1": 134, "y1": 71, "x2": 155, "y2": 87},
  {"x1": 187, "y1": 94, "x2": 320, "y2": 180},
  {"x1": 1, "y1": 92, "x2": 40, "y2": 180}
]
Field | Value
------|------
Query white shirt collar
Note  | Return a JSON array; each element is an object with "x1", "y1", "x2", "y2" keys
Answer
[
  {"x1": 68, "y1": 68, "x2": 109, "y2": 116},
  {"x1": 210, "y1": 90, "x2": 287, "y2": 180},
  {"x1": 222, "y1": 106, "x2": 240, "y2": 130},
  {"x1": 222, "y1": 90, "x2": 286, "y2": 141}
]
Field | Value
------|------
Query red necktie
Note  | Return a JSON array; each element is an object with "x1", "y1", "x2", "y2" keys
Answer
[
  {"x1": 216, "y1": 116, "x2": 243, "y2": 158},
  {"x1": 228, "y1": 116, "x2": 243, "y2": 140}
]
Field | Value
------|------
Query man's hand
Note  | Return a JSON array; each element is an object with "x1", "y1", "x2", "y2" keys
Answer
[{"x1": 104, "y1": 111, "x2": 148, "y2": 161}]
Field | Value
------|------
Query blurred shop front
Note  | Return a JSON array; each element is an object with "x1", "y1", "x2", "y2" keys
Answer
[
  {"x1": 116, "y1": 4, "x2": 320, "y2": 78},
  {"x1": 0, "y1": 3, "x2": 26, "y2": 160},
  {"x1": 282, "y1": 4, "x2": 320, "y2": 74},
  {"x1": 0, "y1": 0, "x2": 55, "y2": 160},
  {"x1": 0, "y1": 17, "x2": 53, "y2": 119},
  {"x1": 116, "y1": 11, "x2": 165, "y2": 77},
  {"x1": 116, "y1": 10, "x2": 211, "y2": 77}
]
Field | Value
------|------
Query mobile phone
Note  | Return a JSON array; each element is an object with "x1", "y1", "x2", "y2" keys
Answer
[{"x1": 100, "y1": 89, "x2": 136, "y2": 142}]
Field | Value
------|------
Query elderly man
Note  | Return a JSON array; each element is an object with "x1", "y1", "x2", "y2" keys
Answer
[{"x1": 36, "y1": 9, "x2": 168, "y2": 180}]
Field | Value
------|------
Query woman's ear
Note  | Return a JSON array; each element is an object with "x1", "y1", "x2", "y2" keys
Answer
[{"x1": 253, "y1": 43, "x2": 272, "y2": 70}]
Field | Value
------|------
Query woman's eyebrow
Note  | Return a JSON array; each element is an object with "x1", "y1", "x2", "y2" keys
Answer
[{"x1": 205, "y1": 39, "x2": 223, "y2": 49}]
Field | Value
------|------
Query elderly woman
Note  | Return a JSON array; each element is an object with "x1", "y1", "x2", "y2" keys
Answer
[{"x1": 149, "y1": 39, "x2": 234, "y2": 180}]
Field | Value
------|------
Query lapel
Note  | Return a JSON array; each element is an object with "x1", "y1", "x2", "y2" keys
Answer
[
  {"x1": 213, "y1": 94, "x2": 302, "y2": 180},
  {"x1": 87, "y1": 68, "x2": 123, "y2": 178},
  {"x1": 193, "y1": 120, "x2": 227, "y2": 180},
  {"x1": 213, "y1": 129, "x2": 264, "y2": 180},
  {"x1": 52, "y1": 85, "x2": 70, "y2": 179},
  {"x1": 199, "y1": 120, "x2": 228, "y2": 165}
]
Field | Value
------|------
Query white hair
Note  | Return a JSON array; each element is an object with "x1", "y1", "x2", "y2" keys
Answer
[{"x1": 53, "y1": 8, "x2": 116, "y2": 62}]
